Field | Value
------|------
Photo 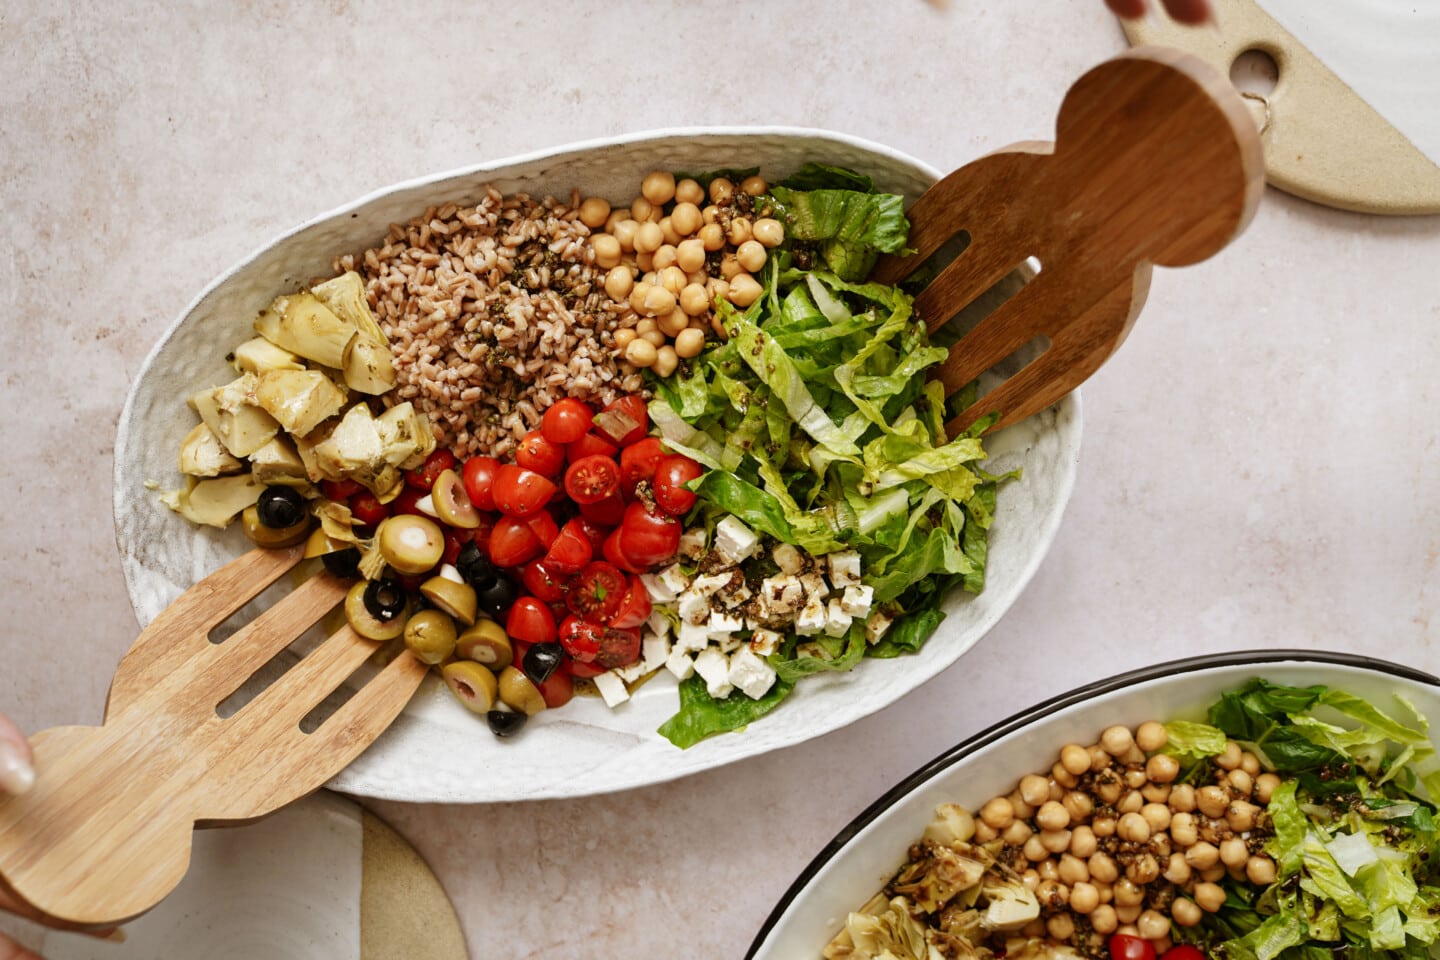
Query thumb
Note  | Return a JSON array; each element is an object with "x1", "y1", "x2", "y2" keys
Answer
[{"x1": 0, "y1": 713, "x2": 35, "y2": 796}]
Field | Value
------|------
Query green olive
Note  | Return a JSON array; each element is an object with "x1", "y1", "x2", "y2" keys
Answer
[
  {"x1": 241, "y1": 504, "x2": 310, "y2": 548},
  {"x1": 441, "y1": 661, "x2": 498, "y2": 713},
  {"x1": 343, "y1": 580, "x2": 407, "y2": 641},
  {"x1": 420, "y1": 575, "x2": 477, "y2": 627},
  {"x1": 455, "y1": 619, "x2": 512, "y2": 670},
  {"x1": 303, "y1": 526, "x2": 350, "y2": 558},
  {"x1": 431, "y1": 469, "x2": 480, "y2": 529},
  {"x1": 375, "y1": 515, "x2": 444, "y2": 575},
  {"x1": 403, "y1": 609, "x2": 457, "y2": 665},
  {"x1": 497, "y1": 666, "x2": 546, "y2": 716}
]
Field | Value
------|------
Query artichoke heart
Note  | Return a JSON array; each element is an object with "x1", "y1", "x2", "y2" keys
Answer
[
  {"x1": 376, "y1": 401, "x2": 435, "y2": 469},
  {"x1": 254, "y1": 368, "x2": 347, "y2": 436},
  {"x1": 254, "y1": 291, "x2": 356, "y2": 370},
  {"x1": 826, "y1": 896, "x2": 933, "y2": 960},
  {"x1": 248, "y1": 434, "x2": 309, "y2": 487},
  {"x1": 177, "y1": 422, "x2": 243, "y2": 477},
  {"x1": 311, "y1": 271, "x2": 386, "y2": 344},
  {"x1": 231, "y1": 336, "x2": 304, "y2": 376},
  {"x1": 309, "y1": 403, "x2": 401, "y2": 496},
  {"x1": 978, "y1": 878, "x2": 1040, "y2": 932},
  {"x1": 189, "y1": 374, "x2": 280, "y2": 458},
  {"x1": 161, "y1": 473, "x2": 265, "y2": 528},
  {"x1": 890, "y1": 842, "x2": 990, "y2": 914},
  {"x1": 342, "y1": 332, "x2": 397, "y2": 395}
]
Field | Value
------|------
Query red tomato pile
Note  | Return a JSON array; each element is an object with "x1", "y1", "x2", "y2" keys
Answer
[
  {"x1": 326, "y1": 395, "x2": 704, "y2": 702},
  {"x1": 1109, "y1": 934, "x2": 1202, "y2": 960}
]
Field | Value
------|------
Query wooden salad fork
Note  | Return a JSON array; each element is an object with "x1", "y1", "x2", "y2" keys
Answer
[
  {"x1": 0, "y1": 544, "x2": 427, "y2": 927},
  {"x1": 872, "y1": 46, "x2": 1265, "y2": 437}
]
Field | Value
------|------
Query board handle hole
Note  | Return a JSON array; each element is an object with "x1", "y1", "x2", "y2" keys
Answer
[{"x1": 1230, "y1": 48, "x2": 1279, "y2": 99}]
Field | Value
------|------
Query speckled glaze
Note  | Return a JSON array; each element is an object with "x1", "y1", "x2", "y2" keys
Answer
[{"x1": 113, "y1": 128, "x2": 1082, "y2": 803}]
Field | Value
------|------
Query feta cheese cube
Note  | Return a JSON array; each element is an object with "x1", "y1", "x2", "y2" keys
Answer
[
  {"x1": 827, "y1": 549, "x2": 863, "y2": 587},
  {"x1": 641, "y1": 631, "x2": 671, "y2": 671},
  {"x1": 665, "y1": 648, "x2": 695, "y2": 680},
  {"x1": 593, "y1": 671, "x2": 630, "y2": 708},
  {"x1": 646, "y1": 609, "x2": 672, "y2": 640},
  {"x1": 676, "y1": 621, "x2": 712, "y2": 653},
  {"x1": 657, "y1": 562, "x2": 690, "y2": 595},
  {"x1": 678, "y1": 526, "x2": 708, "y2": 561},
  {"x1": 760, "y1": 574, "x2": 803, "y2": 614},
  {"x1": 615, "y1": 657, "x2": 652, "y2": 683},
  {"x1": 717, "y1": 580, "x2": 752, "y2": 608},
  {"x1": 640, "y1": 572, "x2": 678, "y2": 603},
  {"x1": 691, "y1": 572, "x2": 732, "y2": 596},
  {"x1": 709, "y1": 609, "x2": 744, "y2": 635},
  {"x1": 693, "y1": 648, "x2": 733, "y2": 698},
  {"x1": 840, "y1": 584, "x2": 874, "y2": 619},
  {"x1": 715, "y1": 633, "x2": 744, "y2": 653},
  {"x1": 799, "y1": 570, "x2": 829, "y2": 600},
  {"x1": 796, "y1": 597, "x2": 827, "y2": 636},
  {"x1": 713, "y1": 515, "x2": 759, "y2": 564},
  {"x1": 824, "y1": 598, "x2": 853, "y2": 637},
  {"x1": 865, "y1": 610, "x2": 894, "y2": 644},
  {"x1": 677, "y1": 589, "x2": 711, "y2": 625},
  {"x1": 772, "y1": 542, "x2": 804, "y2": 575},
  {"x1": 749, "y1": 628, "x2": 783, "y2": 657},
  {"x1": 728, "y1": 647, "x2": 778, "y2": 700}
]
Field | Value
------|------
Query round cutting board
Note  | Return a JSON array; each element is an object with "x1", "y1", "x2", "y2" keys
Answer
[{"x1": 1123, "y1": 0, "x2": 1440, "y2": 214}]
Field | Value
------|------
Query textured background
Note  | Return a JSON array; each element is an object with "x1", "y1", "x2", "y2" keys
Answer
[{"x1": 3, "y1": 1, "x2": 1439, "y2": 956}]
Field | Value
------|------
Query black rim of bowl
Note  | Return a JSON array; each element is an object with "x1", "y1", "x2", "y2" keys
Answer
[{"x1": 744, "y1": 648, "x2": 1440, "y2": 957}]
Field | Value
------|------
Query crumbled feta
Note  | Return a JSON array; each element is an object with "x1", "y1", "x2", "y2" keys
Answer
[
  {"x1": 709, "y1": 609, "x2": 745, "y2": 636},
  {"x1": 728, "y1": 647, "x2": 778, "y2": 699},
  {"x1": 865, "y1": 610, "x2": 894, "y2": 644},
  {"x1": 657, "y1": 563, "x2": 690, "y2": 595},
  {"x1": 750, "y1": 628, "x2": 783, "y2": 657},
  {"x1": 840, "y1": 584, "x2": 874, "y2": 619},
  {"x1": 641, "y1": 631, "x2": 670, "y2": 670},
  {"x1": 717, "y1": 579, "x2": 752, "y2": 608},
  {"x1": 678, "y1": 526, "x2": 708, "y2": 561},
  {"x1": 646, "y1": 610, "x2": 672, "y2": 640},
  {"x1": 796, "y1": 597, "x2": 827, "y2": 636},
  {"x1": 715, "y1": 633, "x2": 744, "y2": 654},
  {"x1": 677, "y1": 589, "x2": 711, "y2": 625},
  {"x1": 693, "y1": 648, "x2": 733, "y2": 698},
  {"x1": 828, "y1": 549, "x2": 863, "y2": 587},
  {"x1": 665, "y1": 648, "x2": 695, "y2": 680},
  {"x1": 760, "y1": 574, "x2": 803, "y2": 614},
  {"x1": 615, "y1": 657, "x2": 651, "y2": 682},
  {"x1": 772, "y1": 542, "x2": 804, "y2": 575},
  {"x1": 676, "y1": 621, "x2": 712, "y2": 653},
  {"x1": 824, "y1": 598, "x2": 853, "y2": 637},
  {"x1": 799, "y1": 570, "x2": 829, "y2": 599},
  {"x1": 593, "y1": 671, "x2": 631, "y2": 707},
  {"x1": 713, "y1": 515, "x2": 759, "y2": 564},
  {"x1": 640, "y1": 572, "x2": 678, "y2": 604},
  {"x1": 691, "y1": 572, "x2": 732, "y2": 597}
]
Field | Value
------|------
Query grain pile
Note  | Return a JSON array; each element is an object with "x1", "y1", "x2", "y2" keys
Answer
[{"x1": 336, "y1": 186, "x2": 641, "y2": 459}]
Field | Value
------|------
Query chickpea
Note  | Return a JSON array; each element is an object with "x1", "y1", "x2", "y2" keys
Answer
[
  {"x1": 630, "y1": 197, "x2": 655, "y2": 223},
  {"x1": 1163, "y1": 851, "x2": 1192, "y2": 885},
  {"x1": 1227, "y1": 800, "x2": 1259, "y2": 833},
  {"x1": 1170, "y1": 812, "x2": 1198, "y2": 847},
  {"x1": 1047, "y1": 913, "x2": 1076, "y2": 942},
  {"x1": 675, "y1": 238, "x2": 706, "y2": 274},
  {"x1": 1114, "y1": 879, "x2": 1145, "y2": 907},
  {"x1": 624, "y1": 338, "x2": 658, "y2": 367},
  {"x1": 1091, "y1": 905, "x2": 1119, "y2": 935},
  {"x1": 727, "y1": 273, "x2": 763, "y2": 307},
  {"x1": 973, "y1": 820, "x2": 998, "y2": 843},
  {"x1": 727, "y1": 217, "x2": 753, "y2": 246},
  {"x1": 612, "y1": 219, "x2": 639, "y2": 251},
  {"x1": 1169, "y1": 783, "x2": 1197, "y2": 813},
  {"x1": 605, "y1": 266, "x2": 635, "y2": 301},
  {"x1": 653, "y1": 345, "x2": 678, "y2": 378},
  {"x1": 1052, "y1": 762, "x2": 1080, "y2": 789},
  {"x1": 705, "y1": 277, "x2": 730, "y2": 301},
  {"x1": 659, "y1": 217, "x2": 682, "y2": 247},
  {"x1": 1100, "y1": 725, "x2": 1135, "y2": 757},
  {"x1": 1219, "y1": 837, "x2": 1249, "y2": 869},
  {"x1": 1038, "y1": 859, "x2": 1060, "y2": 882},
  {"x1": 1247, "y1": 854, "x2": 1277, "y2": 885},
  {"x1": 1216, "y1": 740, "x2": 1243, "y2": 770},
  {"x1": 1092, "y1": 815, "x2": 1117, "y2": 838},
  {"x1": 592, "y1": 234, "x2": 622, "y2": 269},
  {"x1": 1117, "y1": 812, "x2": 1151, "y2": 843},
  {"x1": 1141, "y1": 781, "x2": 1172, "y2": 804},
  {"x1": 1141, "y1": 802, "x2": 1172, "y2": 834},
  {"x1": 1060, "y1": 744, "x2": 1091, "y2": 777},
  {"x1": 1069, "y1": 825, "x2": 1098, "y2": 858},
  {"x1": 710, "y1": 313, "x2": 729, "y2": 341},
  {"x1": 1088, "y1": 852, "x2": 1119, "y2": 884},
  {"x1": 579, "y1": 196, "x2": 612, "y2": 229},
  {"x1": 1227, "y1": 769, "x2": 1254, "y2": 799},
  {"x1": 1022, "y1": 834, "x2": 1047, "y2": 862},
  {"x1": 1123, "y1": 767, "x2": 1148, "y2": 790},
  {"x1": 687, "y1": 268, "x2": 708, "y2": 287},
  {"x1": 719, "y1": 253, "x2": 743, "y2": 280},
  {"x1": 1048, "y1": 780, "x2": 1065, "y2": 803},
  {"x1": 675, "y1": 178, "x2": 704, "y2": 205},
  {"x1": 1040, "y1": 829, "x2": 1072, "y2": 855},
  {"x1": 604, "y1": 207, "x2": 628, "y2": 234},
  {"x1": 1126, "y1": 853, "x2": 1160, "y2": 884},
  {"x1": 701, "y1": 204, "x2": 721, "y2": 225},
  {"x1": 708, "y1": 177, "x2": 735, "y2": 205},
  {"x1": 1036, "y1": 801, "x2": 1070, "y2": 832},
  {"x1": 1185, "y1": 840, "x2": 1220, "y2": 869},
  {"x1": 1095, "y1": 776, "x2": 1123, "y2": 806},
  {"x1": 657, "y1": 266, "x2": 686, "y2": 296},
  {"x1": 1020, "y1": 774, "x2": 1051, "y2": 807},
  {"x1": 1118, "y1": 790, "x2": 1145, "y2": 815},
  {"x1": 1240, "y1": 751, "x2": 1261, "y2": 776},
  {"x1": 633, "y1": 285, "x2": 676, "y2": 318},
  {"x1": 1115, "y1": 904, "x2": 1142, "y2": 925},
  {"x1": 652, "y1": 244, "x2": 678, "y2": 272},
  {"x1": 1153, "y1": 938, "x2": 1174, "y2": 957},
  {"x1": 1200, "y1": 863, "x2": 1228, "y2": 883},
  {"x1": 673, "y1": 327, "x2": 706, "y2": 359},
  {"x1": 981, "y1": 797, "x2": 1016, "y2": 829},
  {"x1": 1070, "y1": 881, "x2": 1100, "y2": 915},
  {"x1": 1146, "y1": 754, "x2": 1180, "y2": 784},
  {"x1": 1002, "y1": 819, "x2": 1033, "y2": 846},
  {"x1": 642, "y1": 171, "x2": 676, "y2": 205},
  {"x1": 1135, "y1": 720, "x2": 1168, "y2": 752},
  {"x1": 1172, "y1": 897, "x2": 1203, "y2": 928},
  {"x1": 1137, "y1": 910, "x2": 1171, "y2": 941},
  {"x1": 1197, "y1": 785, "x2": 1230, "y2": 819},
  {"x1": 698, "y1": 222, "x2": 726, "y2": 252},
  {"x1": 613, "y1": 328, "x2": 637, "y2": 350},
  {"x1": 1058, "y1": 852, "x2": 1089, "y2": 885},
  {"x1": 1063, "y1": 790, "x2": 1094, "y2": 823},
  {"x1": 1255, "y1": 772, "x2": 1281, "y2": 804},
  {"x1": 752, "y1": 217, "x2": 785, "y2": 248},
  {"x1": 1097, "y1": 881, "x2": 1115, "y2": 904},
  {"x1": 740, "y1": 174, "x2": 767, "y2": 196},
  {"x1": 1194, "y1": 881, "x2": 1227, "y2": 913},
  {"x1": 1022, "y1": 918, "x2": 1047, "y2": 940},
  {"x1": 1008, "y1": 793, "x2": 1036, "y2": 821},
  {"x1": 1021, "y1": 869, "x2": 1040, "y2": 892},
  {"x1": 1036, "y1": 879, "x2": 1069, "y2": 908},
  {"x1": 678, "y1": 283, "x2": 710, "y2": 318},
  {"x1": 658, "y1": 310, "x2": 688, "y2": 337},
  {"x1": 641, "y1": 329, "x2": 666, "y2": 348},
  {"x1": 736, "y1": 239, "x2": 767, "y2": 273},
  {"x1": 1089, "y1": 744, "x2": 1114, "y2": 771}
]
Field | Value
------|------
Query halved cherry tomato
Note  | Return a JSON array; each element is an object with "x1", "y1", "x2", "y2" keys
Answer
[
  {"x1": 526, "y1": 508, "x2": 559, "y2": 549},
  {"x1": 489, "y1": 515, "x2": 543, "y2": 568},
  {"x1": 566, "y1": 561, "x2": 626, "y2": 624},
  {"x1": 322, "y1": 478, "x2": 363, "y2": 501},
  {"x1": 610, "y1": 576, "x2": 652, "y2": 629},
  {"x1": 602, "y1": 527, "x2": 645, "y2": 575},
  {"x1": 653, "y1": 453, "x2": 703, "y2": 516},
  {"x1": 461, "y1": 456, "x2": 501, "y2": 512},
  {"x1": 594, "y1": 395, "x2": 649, "y2": 446},
  {"x1": 1159, "y1": 948, "x2": 1203, "y2": 960},
  {"x1": 348, "y1": 491, "x2": 389, "y2": 527},
  {"x1": 1109, "y1": 935, "x2": 1157, "y2": 960},
  {"x1": 521, "y1": 560, "x2": 570, "y2": 603},
  {"x1": 390, "y1": 486, "x2": 427, "y2": 517},
  {"x1": 573, "y1": 516, "x2": 610, "y2": 552},
  {"x1": 492, "y1": 464, "x2": 555, "y2": 517},
  {"x1": 566, "y1": 431, "x2": 619, "y2": 463},
  {"x1": 506, "y1": 596, "x2": 558, "y2": 646},
  {"x1": 564, "y1": 454, "x2": 621, "y2": 505},
  {"x1": 405, "y1": 449, "x2": 457, "y2": 490},
  {"x1": 544, "y1": 519, "x2": 594, "y2": 574},
  {"x1": 561, "y1": 649, "x2": 608, "y2": 678},
  {"x1": 443, "y1": 526, "x2": 476, "y2": 566},
  {"x1": 578, "y1": 491, "x2": 626, "y2": 526},
  {"x1": 558, "y1": 615, "x2": 602, "y2": 662},
  {"x1": 541, "y1": 398, "x2": 594, "y2": 445},
  {"x1": 616, "y1": 502, "x2": 681, "y2": 568},
  {"x1": 516, "y1": 430, "x2": 566, "y2": 478},
  {"x1": 537, "y1": 668, "x2": 574, "y2": 708},
  {"x1": 594, "y1": 625, "x2": 641, "y2": 669},
  {"x1": 619, "y1": 437, "x2": 667, "y2": 497}
]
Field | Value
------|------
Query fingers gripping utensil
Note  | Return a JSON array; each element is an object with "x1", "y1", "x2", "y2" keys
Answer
[
  {"x1": 0, "y1": 545, "x2": 427, "y2": 926},
  {"x1": 872, "y1": 47, "x2": 1264, "y2": 437}
]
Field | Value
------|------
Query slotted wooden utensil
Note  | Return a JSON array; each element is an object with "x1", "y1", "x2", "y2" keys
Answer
[
  {"x1": 0, "y1": 544, "x2": 427, "y2": 927},
  {"x1": 871, "y1": 46, "x2": 1265, "y2": 436}
]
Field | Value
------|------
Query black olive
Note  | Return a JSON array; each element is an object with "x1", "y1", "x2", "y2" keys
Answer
[
  {"x1": 257, "y1": 486, "x2": 306, "y2": 529},
  {"x1": 475, "y1": 575, "x2": 519, "y2": 619},
  {"x1": 455, "y1": 541, "x2": 497, "y2": 589},
  {"x1": 322, "y1": 546, "x2": 362, "y2": 579},
  {"x1": 486, "y1": 708, "x2": 527, "y2": 738},
  {"x1": 522, "y1": 642, "x2": 564, "y2": 685},
  {"x1": 363, "y1": 577, "x2": 408, "y2": 622}
]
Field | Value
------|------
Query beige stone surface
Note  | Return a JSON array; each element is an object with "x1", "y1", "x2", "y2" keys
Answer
[{"x1": 2, "y1": 1, "x2": 1439, "y2": 957}]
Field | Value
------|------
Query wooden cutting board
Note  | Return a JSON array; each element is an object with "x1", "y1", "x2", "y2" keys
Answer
[{"x1": 1123, "y1": 0, "x2": 1440, "y2": 215}]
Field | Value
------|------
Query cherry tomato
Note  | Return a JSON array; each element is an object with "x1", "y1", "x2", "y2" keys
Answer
[
  {"x1": 616, "y1": 502, "x2": 681, "y2": 568},
  {"x1": 560, "y1": 648, "x2": 608, "y2": 677},
  {"x1": 653, "y1": 453, "x2": 703, "y2": 516},
  {"x1": 390, "y1": 486, "x2": 427, "y2": 517},
  {"x1": 594, "y1": 625, "x2": 641, "y2": 669},
  {"x1": 526, "y1": 508, "x2": 559, "y2": 549},
  {"x1": 537, "y1": 668, "x2": 574, "y2": 709},
  {"x1": 544, "y1": 519, "x2": 594, "y2": 574},
  {"x1": 322, "y1": 478, "x2": 362, "y2": 501},
  {"x1": 566, "y1": 561, "x2": 627, "y2": 624},
  {"x1": 541, "y1": 398, "x2": 594, "y2": 445},
  {"x1": 461, "y1": 456, "x2": 501, "y2": 512},
  {"x1": 348, "y1": 491, "x2": 389, "y2": 527},
  {"x1": 405, "y1": 449, "x2": 457, "y2": 490},
  {"x1": 619, "y1": 437, "x2": 667, "y2": 497},
  {"x1": 1109, "y1": 935, "x2": 1158, "y2": 960},
  {"x1": 492, "y1": 464, "x2": 556, "y2": 517},
  {"x1": 489, "y1": 514, "x2": 543, "y2": 568},
  {"x1": 595, "y1": 395, "x2": 649, "y2": 446},
  {"x1": 516, "y1": 430, "x2": 566, "y2": 478},
  {"x1": 521, "y1": 560, "x2": 570, "y2": 603},
  {"x1": 558, "y1": 615, "x2": 602, "y2": 662},
  {"x1": 565, "y1": 454, "x2": 622, "y2": 505},
  {"x1": 1159, "y1": 948, "x2": 1204, "y2": 960},
  {"x1": 578, "y1": 492, "x2": 626, "y2": 526},
  {"x1": 609, "y1": 576, "x2": 652, "y2": 629},
  {"x1": 506, "y1": 596, "x2": 558, "y2": 646},
  {"x1": 573, "y1": 516, "x2": 610, "y2": 552},
  {"x1": 602, "y1": 527, "x2": 645, "y2": 575},
  {"x1": 566, "y1": 431, "x2": 619, "y2": 463},
  {"x1": 443, "y1": 526, "x2": 476, "y2": 566}
]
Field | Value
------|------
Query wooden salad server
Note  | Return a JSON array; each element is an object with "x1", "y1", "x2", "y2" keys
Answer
[
  {"x1": 0, "y1": 544, "x2": 428, "y2": 927},
  {"x1": 872, "y1": 46, "x2": 1265, "y2": 437}
]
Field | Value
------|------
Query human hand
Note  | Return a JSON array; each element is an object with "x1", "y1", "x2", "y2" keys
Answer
[{"x1": 1105, "y1": 0, "x2": 1213, "y2": 24}]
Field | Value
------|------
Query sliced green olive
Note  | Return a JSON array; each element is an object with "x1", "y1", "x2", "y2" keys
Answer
[
  {"x1": 420, "y1": 576, "x2": 477, "y2": 626},
  {"x1": 431, "y1": 469, "x2": 480, "y2": 529},
  {"x1": 241, "y1": 504, "x2": 310, "y2": 548},
  {"x1": 441, "y1": 661, "x2": 498, "y2": 714},
  {"x1": 456, "y1": 619, "x2": 511, "y2": 670},
  {"x1": 497, "y1": 666, "x2": 546, "y2": 716},
  {"x1": 303, "y1": 526, "x2": 351, "y2": 558},
  {"x1": 375, "y1": 515, "x2": 443, "y2": 575},
  {"x1": 403, "y1": 609, "x2": 457, "y2": 665},
  {"x1": 344, "y1": 580, "x2": 407, "y2": 641}
]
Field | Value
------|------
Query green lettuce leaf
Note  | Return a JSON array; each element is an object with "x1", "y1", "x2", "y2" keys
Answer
[{"x1": 657, "y1": 675, "x2": 794, "y2": 749}]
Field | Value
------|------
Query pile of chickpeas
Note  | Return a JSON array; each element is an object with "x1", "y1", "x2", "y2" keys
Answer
[
  {"x1": 576, "y1": 170, "x2": 787, "y2": 378},
  {"x1": 974, "y1": 722, "x2": 1278, "y2": 955}
]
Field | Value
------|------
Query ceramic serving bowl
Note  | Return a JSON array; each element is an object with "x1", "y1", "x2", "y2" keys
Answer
[
  {"x1": 745, "y1": 650, "x2": 1440, "y2": 958},
  {"x1": 113, "y1": 127, "x2": 1082, "y2": 803}
]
